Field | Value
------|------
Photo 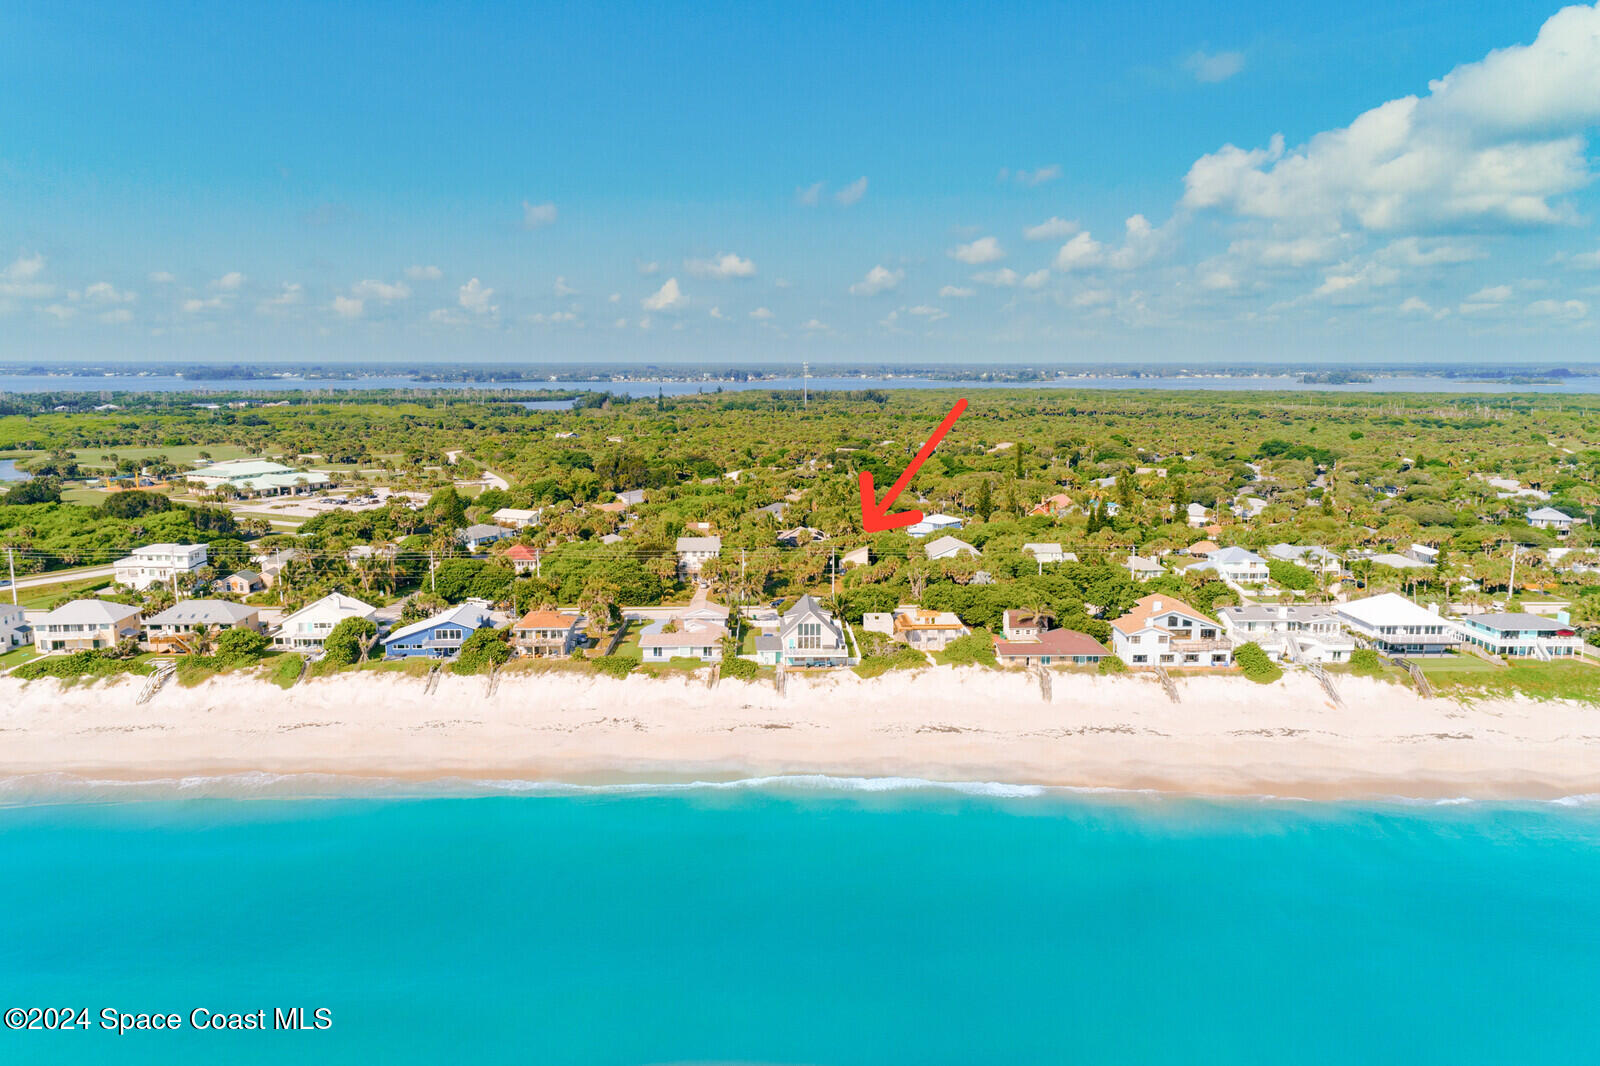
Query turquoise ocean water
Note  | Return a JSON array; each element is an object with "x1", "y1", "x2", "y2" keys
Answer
[{"x1": 3, "y1": 778, "x2": 1599, "y2": 1065}]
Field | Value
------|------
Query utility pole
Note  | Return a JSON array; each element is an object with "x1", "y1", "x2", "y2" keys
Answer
[
  {"x1": 6, "y1": 547, "x2": 14, "y2": 605},
  {"x1": 1508, "y1": 542, "x2": 1519, "y2": 599},
  {"x1": 830, "y1": 547, "x2": 837, "y2": 597},
  {"x1": 535, "y1": 546, "x2": 541, "y2": 580},
  {"x1": 429, "y1": 549, "x2": 436, "y2": 593}
]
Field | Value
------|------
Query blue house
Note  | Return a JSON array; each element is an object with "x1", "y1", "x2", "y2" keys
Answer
[{"x1": 381, "y1": 601, "x2": 497, "y2": 660}]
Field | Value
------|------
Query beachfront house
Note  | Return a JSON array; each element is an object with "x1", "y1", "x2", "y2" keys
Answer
[
  {"x1": 511, "y1": 609, "x2": 582, "y2": 658},
  {"x1": 1110, "y1": 594, "x2": 1233, "y2": 669},
  {"x1": 458, "y1": 524, "x2": 513, "y2": 552},
  {"x1": 491, "y1": 507, "x2": 541, "y2": 529},
  {"x1": 1123, "y1": 554, "x2": 1166, "y2": 582},
  {"x1": 271, "y1": 592, "x2": 379, "y2": 653},
  {"x1": 1528, "y1": 507, "x2": 1578, "y2": 537},
  {"x1": 924, "y1": 535, "x2": 978, "y2": 561},
  {"x1": 905, "y1": 514, "x2": 963, "y2": 538},
  {"x1": 1217, "y1": 604, "x2": 1355, "y2": 664},
  {"x1": 113, "y1": 542, "x2": 208, "y2": 590},
  {"x1": 993, "y1": 624, "x2": 1108, "y2": 667},
  {"x1": 381, "y1": 602, "x2": 498, "y2": 660},
  {"x1": 220, "y1": 570, "x2": 264, "y2": 595},
  {"x1": 0, "y1": 602, "x2": 28, "y2": 650},
  {"x1": 675, "y1": 535, "x2": 722, "y2": 580},
  {"x1": 1334, "y1": 593, "x2": 1458, "y2": 656},
  {"x1": 32, "y1": 600, "x2": 143, "y2": 653},
  {"x1": 142, "y1": 600, "x2": 264, "y2": 653},
  {"x1": 890, "y1": 606, "x2": 969, "y2": 652},
  {"x1": 1185, "y1": 546, "x2": 1269, "y2": 585},
  {"x1": 1453, "y1": 613, "x2": 1582, "y2": 660},
  {"x1": 638, "y1": 618, "x2": 727, "y2": 663},
  {"x1": 184, "y1": 459, "x2": 332, "y2": 498},
  {"x1": 754, "y1": 594, "x2": 850, "y2": 668}
]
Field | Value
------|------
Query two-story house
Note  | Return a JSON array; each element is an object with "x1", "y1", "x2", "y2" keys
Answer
[
  {"x1": 511, "y1": 609, "x2": 582, "y2": 658},
  {"x1": 1217, "y1": 604, "x2": 1354, "y2": 663},
  {"x1": 1334, "y1": 593, "x2": 1458, "y2": 656},
  {"x1": 675, "y1": 535, "x2": 722, "y2": 581},
  {"x1": 1454, "y1": 612, "x2": 1582, "y2": 660},
  {"x1": 271, "y1": 592, "x2": 379, "y2": 652},
  {"x1": 755, "y1": 595, "x2": 850, "y2": 668},
  {"x1": 1110, "y1": 595, "x2": 1233, "y2": 668},
  {"x1": 32, "y1": 600, "x2": 143, "y2": 653},
  {"x1": 382, "y1": 602, "x2": 497, "y2": 660},
  {"x1": 113, "y1": 543, "x2": 208, "y2": 590},
  {"x1": 143, "y1": 600, "x2": 264, "y2": 653},
  {"x1": 890, "y1": 607, "x2": 969, "y2": 652},
  {"x1": 1528, "y1": 507, "x2": 1578, "y2": 537}
]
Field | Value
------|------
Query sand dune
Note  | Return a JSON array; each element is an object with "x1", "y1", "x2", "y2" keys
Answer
[{"x1": 1, "y1": 667, "x2": 1597, "y2": 799}]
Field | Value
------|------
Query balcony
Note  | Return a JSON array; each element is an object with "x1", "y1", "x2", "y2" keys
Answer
[{"x1": 1171, "y1": 637, "x2": 1233, "y2": 654}]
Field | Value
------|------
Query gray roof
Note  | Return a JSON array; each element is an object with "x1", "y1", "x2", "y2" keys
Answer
[
  {"x1": 781, "y1": 594, "x2": 844, "y2": 643},
  {"x1": 1460, "y1": 612, "x2": 1564, "y2": 633},
  {"x1": 1207, "y1": 546, "x2": 1267, "y2": 564},
  {"x1": 227, "y1": 569, "x2": 262, "y2": 583},
  {"x1": 755, "y1": 634, "x2": 781, "y2": 652},
  {"x1": 1529, "y1": 507, "x2": 1574, "y2": 522},
  {"x1": 383, "y1": 602, "x2": 496, "y2": 645},
  {"x1": 34, "y1": 599, "x2": 142, "y2": 626},
  {"x1": 676, "y1": 535, "x2": 722, "y2": 552},
  {"x1": 144, "y1": 600, "x2": 259, "y2": 627},
  {"x1": 1219, "y1": 604, "x2": 1339, "y2": 623},
  {"x1": 459, "y1": 524, "x2": 510, "y2": 540}
]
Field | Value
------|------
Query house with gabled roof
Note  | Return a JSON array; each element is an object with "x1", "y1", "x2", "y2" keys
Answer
[
  {"x1": 272, "y1": 593, "x2": 378, "y2": 652},
  {"x1": 754, "y1": 594, "x2": 849, "y2": 668},
  {"x1": 511, "y1": 609, "x2": 581, "y2": 658},
  {"x1": 924, "y1": 535, "x2": 978, "y2": 561},
  {"x1": 32, "y1": 600, "x2": 143, "y2": 653},
  {"x1": 143, "y1": 600, "x2": 264, "y2": 653},
  {"x1": 1029, "y1": 493, "x2": 1073, "y2": 517},
  {"x1": 503, "y1": 543, "x2": 540, "y2": 575},
  {"x1": 1022, "y1": 542, "x2": 1072, "y2": 564},
  {"x1": 1334, "y1": 593, "x2": 1457, "y2": 656},
  {"x1": 639, "y1": 618, "x2": 727, "y2": 663},
  {"x1": 1528, "y1": 507, "x2": 1578, "y2": 537},
  {"x1": 1184, "y1": 546, "x2": 1269, "y2": 585},
  {"x1": 1124, "y1": 554, "x2": 1165, "y2": 581},
  {"x1": 382, "y1": 601, "x2": 497, "y2": 660},
  {"x1": 889, "y1": 606, "x2": 969, "y2": 652},
  {"x1": 1110, "y1": 594, "x2": 1232, "y2": 668},
  {"x1": 993, "y1": 625, "x2": 1108, "y2": 667},
  {"x1": 675, "y1": 535, "x2": 722, "y2": 580}
]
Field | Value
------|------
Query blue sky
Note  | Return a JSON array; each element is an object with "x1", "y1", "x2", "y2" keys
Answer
[{"x1": 3, "y1": 0, "x2": 1599, "y2": 365}]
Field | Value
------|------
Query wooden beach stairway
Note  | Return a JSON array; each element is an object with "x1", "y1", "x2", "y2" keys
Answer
[
  {"x1": 1154, "y1": 665, "x2": 1180, "y2": 704},
  {"x1": 136, "y1": 657, "x2": 177, "y2": 705}
]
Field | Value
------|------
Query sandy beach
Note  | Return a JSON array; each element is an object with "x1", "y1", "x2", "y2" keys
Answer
[{"x1": 2, "y1": 667, "x2": 1598, "y2": 800}]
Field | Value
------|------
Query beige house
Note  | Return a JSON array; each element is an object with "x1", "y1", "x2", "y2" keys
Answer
[
  {"x1": 33, "y1": 600, "x2": 143, "y2": 653},
  {"x1": 512, "y1": 609, "x2": 581, "y2": 658}
]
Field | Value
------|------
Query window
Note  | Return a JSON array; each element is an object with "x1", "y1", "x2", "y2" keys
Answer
[{"x1": 797, "y1": 621, "x2": 822, "y2": 651}]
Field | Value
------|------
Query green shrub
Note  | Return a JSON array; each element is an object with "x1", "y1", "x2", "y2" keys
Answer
[
  {"x1": 592, "y1": 655, "x2": 637, "y2": 679},
  {"x1": 1097, "y1": 654, "x2": 1128, "y2": 675},
  {"x1": 1233, "y1": 641, "x2": 1282, "y2": 684},
  {"x1": 1349, "y1": 647, "x2": 1384, "y2": 677},
  {"x1": 267, "y1": 653, "x2": 305, "y2": 689},
  {"x1": 13, "y1": 650, "x2": 146, "y2": 681},
  {"x1": 854, "y1": 644, "x2": 926, "y2": 678},
  {"x1": 721, "y1": 656, "x2": 759, "y2": 681},
  {"x1": 938, "y1": 629, "x2": 997, "y2": 668},
  {"x1": 452, "y1": 626, "x2": 513, "y2": 676},
  {"x1": 322, "y1": 617, "x2": 378, "y2": 667},
  {"x1": 214, "y1": 627, "x2": 270, "y2": 666}
]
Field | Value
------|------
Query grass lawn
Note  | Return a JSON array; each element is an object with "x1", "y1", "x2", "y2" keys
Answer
[
  {"x1": 607, "y1": 627, "x2": 643, "y2": 660},
  {"x1": 15, "y1": 574, "x2": 116, "y2": 608},
  {"x1": 60, "y1": 486, "x2": 116, "y2": 506},
  {"x1": 0, "y1": 645, "x2": 39, "y2": 670},
  {"x1": 1417, "y1": 654, "x2": 1501, "y2": 677},
  {"x1": 1426, "y1": 659, "x2": 1600, "y2": 702}
]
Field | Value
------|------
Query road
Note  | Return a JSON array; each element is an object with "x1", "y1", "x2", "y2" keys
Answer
[{"x1": 5, "y1": 565, "x2": 116, "y2": 591}]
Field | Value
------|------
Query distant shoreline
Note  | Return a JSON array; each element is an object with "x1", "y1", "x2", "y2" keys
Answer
[{"x1": 3, "y1": 668, "x2": 1596, "y2": 803}]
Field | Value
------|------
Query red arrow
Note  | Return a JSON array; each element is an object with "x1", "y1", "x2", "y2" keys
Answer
[{"x1": 858, "y1": 398, "x2": 968, "y2": 532}]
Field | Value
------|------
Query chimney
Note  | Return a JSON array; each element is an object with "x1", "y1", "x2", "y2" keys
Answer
[{"x1": 1151, "y1": 599, "x2": 1163, "y2": 611}]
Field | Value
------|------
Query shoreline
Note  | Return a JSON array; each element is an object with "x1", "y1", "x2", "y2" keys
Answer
[{"x1": 3, "y1": 668, "x2": 1599, "y2": 803}]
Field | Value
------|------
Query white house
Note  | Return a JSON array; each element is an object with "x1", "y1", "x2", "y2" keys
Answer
[
  {"x1": 32, "y1": 600, "x2": 143, "y2": 653},
  {"x1": 1334, "y1": 593, "x2": 1458, "y2": 656},
  {"x1": 1185, "y1": 502, "x2": 1211, "y2": 528},
  {"x1": 639, "y1": 619, "x2": 727, "y2": 663},
  {"x1": 905, "y1": 513, "x2": 963, "y2": 538},
  {"x1": 889, "y1": 606, "x2": 969, "y2": 652},
  {"x1": 1021, "y1": 542, "x2": 1072, "y2": 564},
  {"x1": 458, "y1": 524, "x2": 513, "y2": 551},
  {"x1": 1124, "y1": 554, "x2": 1166, "y2": 581},
  {"x1": 1217, "y1": 604, "x2": 1355, "y2": 663},
  {"x1": 675, "y1": 535, "x2": 722, "y2": 580},
  {"x1": 0, "y1": 602, "x2": 28, "y2": 650},
  {"x1": 1110, "y1": 594, "x2": 1232, "y2": 668},
  {"x1": 754, "y1": 594, "x2": 850, "y2": 668},
  {"x1": 272, "y1": 592, "x2": 379, "y2": 652},
  {"x1": 1454, "y1": 613, "x2": 1582, "y2": 660},
  {"x1": 113, "y1": 543, "x2": 209, "y2": 590},
  {"x1": 1528, "y1": 507, "x2": 1577, "y2": 537},
  {"x1": 1185, "y1": 546, "x2": 1270, "y2": 585},
  {"x1": 1266, "y1": 544, "x2": 1343, "y2": 575},
  {"x1": 923, "y1": 535, "x2": 979, "y2": 561},
  {"x1": 491, "y1": 507, "x2": 542, "y2": 529}
]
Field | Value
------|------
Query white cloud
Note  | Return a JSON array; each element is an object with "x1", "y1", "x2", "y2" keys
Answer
[
  {"x1": 796, "y1": 182, "x2": 824, "y2": 206},
  {"x1": 973, "y1": 268, "x2": 1019, "y2": 287},
  {"x1": 1228, "y1": 234, "x2": 1350, "y2": 268},
  {"x1": 1528, "y1": 298, "x2": 1588, "y2": 320},
  {"x1": 1468, "y1": 284, "x2": 1513, "y2": 303},
  {"x1": 1184, "y1": 49, "x2": 1245, "y2": 83},
  {"x1": 835, "y1": 177, "x2": 868, "y2": 206},
  {"x1": 83, "y1": 281, "x2": 135, "y2": 304},
  {"x1": 1003, "y1": 165, "x2": 1061, "y2": 186},
  {"x1": 749, "y1": 306, "x2": 774, "y2": 319},
  {"x1": 98, "y1": 308, "x2": 133, "y2": 324},
  {"x1": 331, "y1": 295, "x2": 364, "y2": 318},
  {"x1": 39, "y1": 303, "x2": 75, "y2": 321},
  {"x1": 802, "y1": 318, "x2": 829, "y2": 331},
  {"x1": 1021, "y1": 269, "x2": 1051, "y2": 289},
  {"x1": 1376, "y1": 237, "x2": 1484, "y2": 267},
  {"x1": 1054, "y1": 232, "x2": 1105, "y2": 271},
  {"x1": 685, "y1": 252, "x2": 756, "y2": 279},
  {"x1": 1183, "y1": 4, "x2": 1600, "y2": 232},
  {"x1": 1072, "y1": 289, "x2": 1113, "y2": 308},
  {"x1": 708, "y1": 306, "x2": 727, "y2": 320},
  {"x1": 849, "y1": 264, "x2": 902, "y2": 296},
  {"x1": 458, "y1": 277, "x2": 498, "y2": 315},
  {"x1": 636, "y1": 260, "x2": 661, "y2": 275},
  {"x1": 642, "y1": 277, "x2": 686, "y2": 311},
  {"x1": 949, "y1": 236, "x2": 1004, "y2": 264},
  {"x1": 1314, "y1": 261, "x2": 1400, "y2": 298},
  {"x1": 405, "y1": 265, "x2": 443, "y2": 281},
  {"x1": 1200, "y1": 270, "x2": 1238, "y2": 291},
  {"x1": 258, "y1": 283, "x2": 304, "y2": 312},
  {"x1": 1023, "y1": 217, "x2": 1080, "y2": 241},
  {"x1": 351, "y1": 279, "x2": 411, "y2": 302},
  {"x1": 212, "y1": 271, "x2": 246, "y2": 291},
  {"x1": 939, "y1": 285, "x2": 975, "y2": 298},
  {"x1": 554, "y1": 276, "x2": 578, "y2": 296},
  {"x1": 1569, "y1": 247, "x2": 1600, "y2": 269},
  {"x1": 906, "y1": 304, "x2": 949, "y2": 322},
  {"x1": 1397, "y1": 297, "x2": 1449, "y2": 319},
  {"x1": 1107, "y1": 215, "x2": 1167, "y2": 270},
  {"x1": 529, "y1": 310, "x2": 579, "y2": 325},
  {"x1": 4, "y1": 253, "x2": 45, "y2": 282},
  {"x1": 148, "y1": 270, "x2": 176, "y2": 284},
  {"x1": 608, "y1": 292, "x2": 621, "y2": 303},
  {"x1": 181, "y1": 295, "x2": 226, "y2": 313},
  {"x1": 521, "y1": 200, "x2": 558, "y2": 228}
]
